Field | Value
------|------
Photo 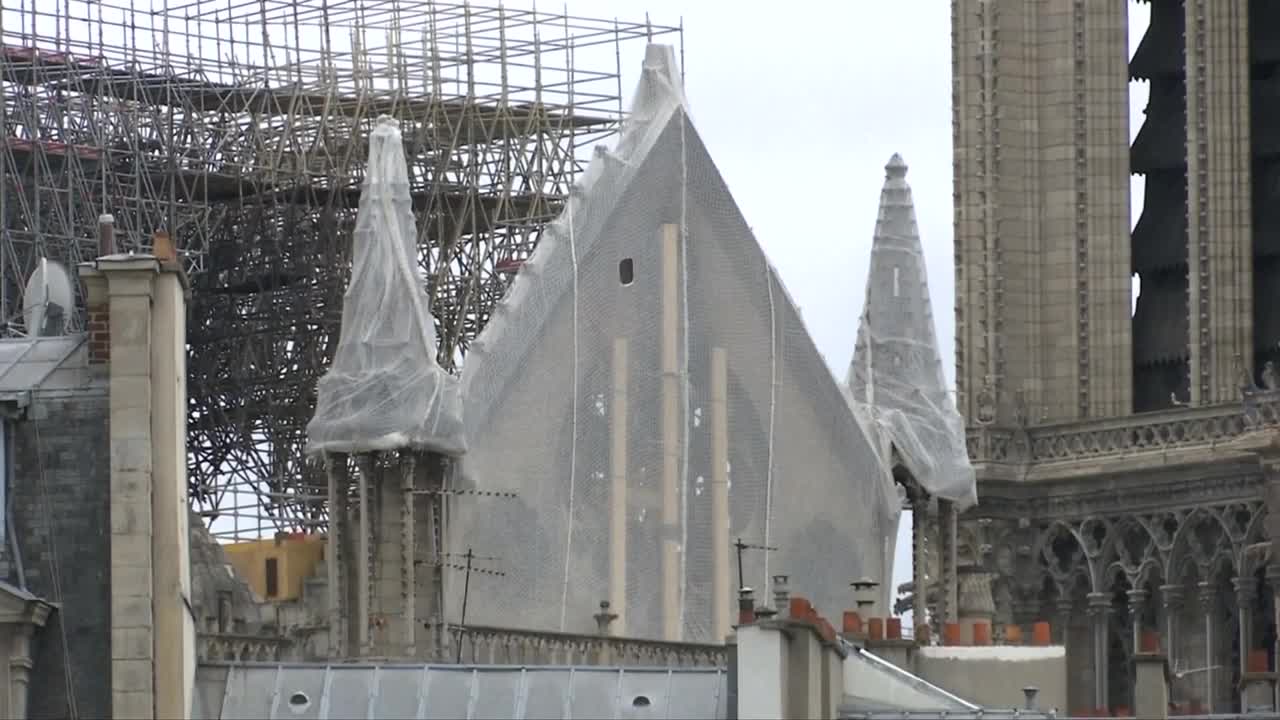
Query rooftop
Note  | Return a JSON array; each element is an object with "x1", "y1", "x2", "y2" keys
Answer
[{"x1": 193, "y1": 662, "x2": 728, "y2": 720}]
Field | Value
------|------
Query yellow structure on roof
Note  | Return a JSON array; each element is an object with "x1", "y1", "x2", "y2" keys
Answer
[{"x1": 222, "y1": 534, "x2": 325, "y2": 603}]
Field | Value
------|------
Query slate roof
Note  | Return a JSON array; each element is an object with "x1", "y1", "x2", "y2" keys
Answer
[
  {"x1": 0, "y1": 334, "x2": 91, "y2": 399},
  {"x1": 193, "y1": 663, "x2": 728, "y2": 720}
]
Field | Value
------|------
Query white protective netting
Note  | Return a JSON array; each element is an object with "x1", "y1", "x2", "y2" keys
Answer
[
  {"x1": 846, "y1": 154, "x2": 977, "y2": 509},
  {"x1": 449, "y1": 45, "x2": 900, "y2": 642},
  {"x1": 306, "y1": 116, "x2": 466, "y2": 457}
]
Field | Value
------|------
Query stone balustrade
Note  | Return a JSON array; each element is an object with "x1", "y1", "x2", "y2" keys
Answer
[
  {"x1": 967, "y1": 391, "x2": 1280, "y2": 465},
  {"x1": 197, "y1": 622, "x2": 727, "y2": 669},
  {"x1": 197, "y1": 631, "x2": 295, "y2": 663},
  {"x1": 424, "y1": 622, "x2": 727, "y2": 668}
]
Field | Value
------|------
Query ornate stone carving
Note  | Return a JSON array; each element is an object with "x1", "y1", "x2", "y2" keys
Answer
[{"x1": 967, "y1": 392, "x2": 1280, "y2": 466}]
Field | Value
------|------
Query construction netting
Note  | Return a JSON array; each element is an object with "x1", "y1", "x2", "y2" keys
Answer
[
  {"x1": 846, "y1": 154, "x2": 976, "y2": 509},
  {"x1": 448, "y1": 45, "x2": 901, "y2": 642},
  {"x1": 306, "y1": 116, "x2": 466, "y2": 457}
]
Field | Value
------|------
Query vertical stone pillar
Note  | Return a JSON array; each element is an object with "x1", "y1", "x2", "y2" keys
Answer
[
  {"x1": 81, "y1": 253, "x2": 193, "y2": 719},
  {"x1": 1056, "y1": 597, "x2": 1074, "y2": 647},
  {"x1": 1268, "y1": 563, "x2": 1280, "y2": 677},
  {"x1": 1183, "y1": 0, "x2": 1255, "y2": 404},
  {"x1": 1198, "y1": 581, "x2": 1218, "y2": 712},
  {"x1": 940, "y1": 500, "x2": 959, "y2": 623},
  {"x1": 399, "y1": 454, "x2": 417, "y2": 655},
  {"x1": 1087, "y1": 591, "x2": 1112, "y2": 710},
  {"x1": 1128, "y1": 587, "x2": 1148, "y2": 651},
  {"x1": 1236, "y1": 574, "x2": 1256, "y2": 696},
  {"x1": 149, "y1": 248, "x2": 191, "y2": 720},
  {"x1": 6, "y1": 604, "x2": 51, "y2": 720},
  {"x1": 354, "y1": 455, "x2": 374, "y2": 657},
  {"x1": 325, "y1": 454, "x2": 350, "y2": 657},
  {"x1": 370, "y1": 453, "x2": 418, "y2": 657},
  {"x1": 1161, "y1": 584, "x2": 1184, "y2": 669},
  {"x1": 416, "y1": 457, "x2": 447, "y2": 637},
  {"x1": 910, "y1": 488, "x2": 928, "y2": 634}
]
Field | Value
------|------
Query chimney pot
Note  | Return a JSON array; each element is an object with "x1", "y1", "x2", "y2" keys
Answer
[
  {"x1": 943, "y1": 622, "x2": 962, "y2": 647},
  {"x1": 738, "y1": 587, "x2": 756, "y2": 626},
  {"x1": 842, "y1": 610, "x2": 863, "y2": 635},
  {"x1": 1004, "y1": 624, "x2": 1023, "y2": 644},
  {"x1": 1138, "y1": 629, "x2": 1160, "y2": 654},
  {"x1": 867, "y1": 617, "x2": 884, "y2": 642},
  {"x1": 98, "y1": 214, "x2": 115, "y2": 257},
  {"x1": 972, "y1": 621, "x2": 991, "y2": 646},
  {"x1": 1032, "y1": 620, "x2": 1052, "y2": 646},
  {"x1": 886, "y1": 617, "x2": 902, "y2": 640},
  {"x1": 788, "y1": 596, "x2": 812, "y2": 621},
  {"x1": 771, "y1": 574, "x2": 789, "y2": 610},
  {"x1": 1247, "y1": 648, "x2": 1270, "y2": 673},
  {"x1": 153, "y1": 230, "x2": 176, "y2": 262},
  {"x1": 1022, "y1": 686, "x2": 1039, "y2": 711}
]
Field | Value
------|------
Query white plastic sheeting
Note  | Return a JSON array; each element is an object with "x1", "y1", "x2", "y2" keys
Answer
[
  {"x1": 846, "y1": 155, "x2": 977, "y2": 509},
  {"x1": 306, "y1": 116, "x2": 465, "y2": 457},
  {"x1": 450, "y1": 45, "x2": 899, "y2": 642}
]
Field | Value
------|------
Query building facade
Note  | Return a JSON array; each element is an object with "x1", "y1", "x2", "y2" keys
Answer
[{"x1": 952, "y1": 0, "x2": 1280, "y2": 714}]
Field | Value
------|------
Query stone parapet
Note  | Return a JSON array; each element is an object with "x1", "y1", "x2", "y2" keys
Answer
[
  {"x1": 434, "y1": 623, "x2": 727, "y2": 668},
  {"x1": 968, "y1": 399, "x2": 1261, "y2": 470}
]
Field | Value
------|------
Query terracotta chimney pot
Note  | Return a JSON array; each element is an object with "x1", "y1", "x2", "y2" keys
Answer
[
  {"x1": 1031, "y1": 620, "x2": 1052, "y2": 646},
  {"x1": 842, "y1": 611, "x2": 863, "y2": 634},
  {"x1": 1248, "y1": 648, "x2": 1270, "y2": 673},
  {"x1": 972, "y1": 621, "x2": 991, "y2": 646},
  {"x1": 1139, "y1": 629, "x2": 1160, "y2": 654}
]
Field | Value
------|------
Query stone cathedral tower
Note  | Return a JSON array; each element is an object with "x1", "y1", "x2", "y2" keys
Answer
[{"x1": 952, "y1": 1, "x2": 1280, "y2": 715}]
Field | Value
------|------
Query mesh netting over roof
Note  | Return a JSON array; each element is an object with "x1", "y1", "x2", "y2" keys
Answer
[
  {"x1": 846, "y1": 155, "x2": 976, "y2": 509},
  {"x1": 306, "y1": 116, "x2": 465, "y2": 457},
  {"x1": 448, "y1": 45, "x2": 900, "y2": 642}
]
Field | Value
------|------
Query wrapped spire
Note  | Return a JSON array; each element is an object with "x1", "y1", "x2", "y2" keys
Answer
[{"x1": 306, "y1": 115, "x2": 465, "y2": 457}]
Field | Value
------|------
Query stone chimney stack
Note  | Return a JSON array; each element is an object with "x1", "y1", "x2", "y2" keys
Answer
[
  {"x1": 1132, "y1": 630, "x2": 1169, "y2": 720},
  {"x1": 1243, "y1": 649, "x2": 1277, "y2": 715},
  {"x1": 80, "y1": 245, "x2": 194, "y2": 720}
]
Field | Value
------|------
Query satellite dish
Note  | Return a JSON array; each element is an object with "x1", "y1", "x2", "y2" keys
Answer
[{"x1": 23, "y1": 258, "x2": 74, "y2": 337}]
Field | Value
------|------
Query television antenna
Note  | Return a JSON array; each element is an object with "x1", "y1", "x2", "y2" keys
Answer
[
  {"x1": 420, "y1": 548, "x2": 506, "y2": 663},
  {"x1": 733, "y1": 537, "x2": 777, "y2": 592},
  {"x1": 1172, "y1": 659, "x2": 1223, "y2": 679}
]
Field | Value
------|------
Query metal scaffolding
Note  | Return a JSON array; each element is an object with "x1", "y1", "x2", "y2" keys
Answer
[{"x1": 0, "y1": 0, "x2": 680, "y2": 538}]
